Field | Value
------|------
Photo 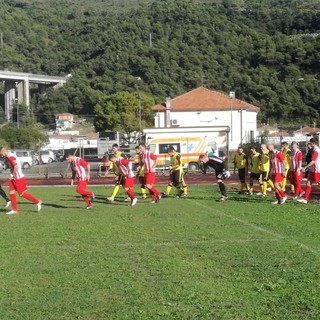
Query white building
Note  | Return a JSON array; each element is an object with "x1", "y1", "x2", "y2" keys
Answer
[{"x1": 152, "y1": 87, "x2": 260, "y2": 150}]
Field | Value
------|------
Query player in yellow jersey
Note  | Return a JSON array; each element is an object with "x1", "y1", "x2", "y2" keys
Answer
[
  {"x1": 134, "y1": 146, "x2": 147, "y2": 199},
  {"x1": 162, "y1": 146, "x2": 187, "y2": 198},
  {"x1": 260, "y1": 143, "x2": 275, "y2": 196},
  {"x1": 281, "y1": 141, "x2": 291, "y2": 192},
  {"x1": 233, "y1": 146, "x2": 249, "y2": 193},
  {"x1": 107, "y1": 144, "x2": 127, "y2": 202},
  {"x1": 248, "y1": 146, "x2": 263, "y2": 195}
]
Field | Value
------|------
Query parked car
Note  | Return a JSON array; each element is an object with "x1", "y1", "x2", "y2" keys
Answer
[
  {"x1": 53, "y1": 150, "x2": 64, "y2": 162},
  {"x1": 40, "y1": 150, "x2": 55, "y2": 164},
  {"x1": 12, "y1": 150, "x2": 37, "y2": 169}
]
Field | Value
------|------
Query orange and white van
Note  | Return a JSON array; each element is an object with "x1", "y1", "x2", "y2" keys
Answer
[{"x1": 144, "y1": 126, "x2": 229, "y2": 171}]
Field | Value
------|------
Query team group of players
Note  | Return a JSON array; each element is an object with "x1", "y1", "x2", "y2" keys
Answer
[
  {"x1": 233, "y1": 138, "x2": 319, "y2": 204},
  {"x1": 0, "y1": 137, "x2": 319, "y2": 214}
]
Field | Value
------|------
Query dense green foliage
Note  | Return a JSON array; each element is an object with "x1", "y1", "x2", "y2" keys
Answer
[
  {"x1": 0, "y1": 0, "x2": 319, "y2": 130},
  {"x1": 0, "y1": 185, "x2": 319, "y2": 319}
]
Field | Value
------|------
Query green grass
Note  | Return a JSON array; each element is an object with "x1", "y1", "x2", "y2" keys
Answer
[{"x1": 0, "y1": 185, "x2": 319, "y2": 319}]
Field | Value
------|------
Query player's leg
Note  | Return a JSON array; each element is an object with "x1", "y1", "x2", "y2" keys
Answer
[
  {"x1": 76, "y1": 181, "x2": 91, "y2": 207},
  {"x1": 0, "y1": 184, "x2": 10, "y2": 203}
]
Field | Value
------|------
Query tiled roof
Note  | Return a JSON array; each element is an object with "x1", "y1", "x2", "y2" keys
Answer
[
  {"x1": 152, "y1": 87, "x2": 260, "y2": 112},
  {"x1": 257, "y1": 125, "x2": 279, "y2": 132},
  {"x1": 268, "y1": 131, "x2": 290, "y2": 137},
  {"x1": 293, "y1": 126, "x2": 320, "y2": 134}
]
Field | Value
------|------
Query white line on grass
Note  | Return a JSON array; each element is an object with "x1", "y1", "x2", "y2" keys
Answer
[
  {"x1": 114, "y1": 238, "x2": 280, "y2": 248},
  {"x1": 188, "y1": 199, "x2": 319, "y2": 255}
]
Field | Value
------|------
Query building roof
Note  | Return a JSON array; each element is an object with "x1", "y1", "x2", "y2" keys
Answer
[
  {"x1": 268, "y1": 131, "x2": 290, "y2": 137},
  {"x1": 257, "y1": 124, "x2": 279, "y2": 132},
  {"x1": 152, "y1": 87, "x2": 260, "y2": 113},
  {"x1": 293, "y1": 126, "x2": 320, "y2": 134}
]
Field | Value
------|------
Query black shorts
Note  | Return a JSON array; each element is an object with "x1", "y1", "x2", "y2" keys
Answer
[
  {"x1": 250, "y1": 172, "x2": 261, "y2": 180},
  {"x1": 138, "y1": 176, "x2": 145, "y2": 185},
  {"x1": 170, "y1": 170, "x2": 183, "y2": 186},
  {"x1": 238, "y1": 168, "x2": 246, "y2": 181},
  {"x1": 261, "y1": 171, "x2": 270, "y2": 181}
]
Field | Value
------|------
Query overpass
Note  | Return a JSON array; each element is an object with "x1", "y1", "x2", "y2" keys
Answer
[{"x1": 0, "y1": 70, "x2": 70, "y2": 122}]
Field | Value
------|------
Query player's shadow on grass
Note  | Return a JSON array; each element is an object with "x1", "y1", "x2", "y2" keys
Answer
[
  {"x1": 228, "y1": 193, "x2": 270, "y2": 203},
  {"x1": 40, "y1": 202, "x2": 69, "y2": 209}
]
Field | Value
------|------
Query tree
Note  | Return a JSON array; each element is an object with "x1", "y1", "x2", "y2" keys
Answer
[
  {"x1": 0, "y1": 125, "x2": 47, "y2": 149},
  {"x1": 94, "y1": 91, "x2": 154, "y2": 142}
]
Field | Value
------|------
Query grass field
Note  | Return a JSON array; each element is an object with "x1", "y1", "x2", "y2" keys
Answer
[{"x1": 0, "y1": 184, "x2": 319, "y2": 320}]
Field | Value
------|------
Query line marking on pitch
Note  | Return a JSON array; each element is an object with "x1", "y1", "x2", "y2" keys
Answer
[{"x1": 188, "y1": 199, "x2": 319, "y2": 255}]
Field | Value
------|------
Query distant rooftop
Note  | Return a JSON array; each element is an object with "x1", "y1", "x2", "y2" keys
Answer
[{"x1": 152, "y1": 87, "x2": 260, "y2": 113}]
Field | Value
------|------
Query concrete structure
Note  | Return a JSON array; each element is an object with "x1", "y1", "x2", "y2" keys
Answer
[
  {"x1": 0, "y1": 70, "x2": 70, "y2": 122},
  {"x1": 152, "y1": 87, "x2": 260, "y2": 150}
]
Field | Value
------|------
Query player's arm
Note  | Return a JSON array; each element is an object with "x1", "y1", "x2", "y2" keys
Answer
[
  {"x1": 11, "y1": 163, "x2": 19, "y2": 178},
  {"x1": 302, "y1": 150, "x2": 318, "y2": 172},
  {"x1": 70, "y1": 169, "x2": 76, "y2": 186},
  {"x1": 150, "y1": 153, "x2": 158, "y2": 172},
  {"x1": 86, "y1": 163, "x2": 91, "y2": 182}
]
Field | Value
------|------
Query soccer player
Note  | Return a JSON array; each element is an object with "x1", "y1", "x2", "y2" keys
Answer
[
  {"x1": 134, "y1": 146, "x2": 147, "y2": 199},
  {"x1": 65, "y1": 153, "x2": 95, "y2": 209},
  {"x1": 248, "y1": 146, "x2": 263, "y2": 195},
  {"x1": 233, "y1": 146, "x2": 249, "y2": 194},
  {"x1": 0, "y1": 183, "x2": 11, "y2": 208},
  {"x1": 162, "y1": 145, "x2": 187, "y2": 198},
  {"x1": 198, "y1": 153, "x2": 230, "y2": 201},
  {"x1": 0, "y1": 147, "x2": 42, "y2": 215},
  {"x1": 138, "y1": 143, "x2": 161, "y2": 203},
  {"x1": 304, "y1": 142, "x2": 313, "y2": 179},
  {"x1": 298, "y1": 138, "x2": 320, "y2": 204},
  {"x1": 289, "y1": 142, "x2": 304, "y2": 200},
  {"x1": 107, "y1": 144, "x2": 126, "y2": 202},
  {"x1": 260, "y1": 143, "x2": 274, "y2": 196},
  {"x1": 268, "y1": 144, "x2": 287, "y2": 204},
  {"x1": 108, "y1": 153, "x2": 138, "y2": 206},
  {"x1": 281, "y1": 141, "x2": 291, "y2": 192}
]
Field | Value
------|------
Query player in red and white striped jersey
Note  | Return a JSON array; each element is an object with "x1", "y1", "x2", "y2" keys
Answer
[
  {"x1": 268, "y1": 144, "x2": 287, "y2": 204},
  {"x1": 298, "y1": 138, "x2": 320, "y2": 204},
  {"x1": 0, "y1": 147, "x2": 42, "y2": 215},
  {"x1": 109, "y1": 154, "x2": 137, "y2": 206},
  {"x1": 66, "y1": 154, "x2": 95, "y2": 209},
  {"x1": 289, "y1": 142, "x2": 304, "y2": 200},
  {"x1": 138, "y1": 143, "x2": 161, "y2": 203}
]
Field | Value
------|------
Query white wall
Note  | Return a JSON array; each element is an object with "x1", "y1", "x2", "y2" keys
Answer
[
  {"x1": 154, "y1": 110, "x2": 258, "y2": 150},
  {"x1": 42, "y1": 138, "x2": 97, "y2": 150}
]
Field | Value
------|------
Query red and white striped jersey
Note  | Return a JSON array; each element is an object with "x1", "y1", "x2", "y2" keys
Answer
[
  {"x1": 290, "y1": 149, "x2": 302, "y2": 172},
  {"x1": 141, "y1": 151, "x2": 157, "y2": 173},
  {"x1": 310, "y1": 146, "x2": 320, "y2": 173},
  {"x1": 71, "y1": 156, "x2": 88, "y2": 181},
  {"x1": 116, "y1": 157, "x2": 133, "y2": 177},
  {"x1": 269, "y1": 149, "x2": 284, "y2": 174},
  {"x1": 6, "y1": 152, "x2": 24, "y2": 180}
]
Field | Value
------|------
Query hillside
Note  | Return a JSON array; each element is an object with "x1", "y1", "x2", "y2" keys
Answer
[{"x1": 0, "y1": 0, "x2": 319, "y2": 130}]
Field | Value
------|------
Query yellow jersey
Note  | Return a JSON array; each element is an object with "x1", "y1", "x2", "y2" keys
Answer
[
  {"x1": 170, "y1": 152, "x2": 183, "y2": 171},
  {"x1": 250, "y1": 152, "x2": 262, "y2": 174},
  {"x1": 261, "y1": 151, "x2": 271, "y2": 172},
  {"x1": 234, "y1": 153, "x2": 248, "y2": 169},
  {"x1": 282, "y1": 148, "x2": 291, "y2": 170}
]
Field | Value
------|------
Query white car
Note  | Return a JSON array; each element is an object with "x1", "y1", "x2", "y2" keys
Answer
[
  {"x1": 40, "y1": 150, "x2": 55, "y2": 164},
  {"x1": 12, "y1": 150, "x2": 36, "y2": 169}
]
